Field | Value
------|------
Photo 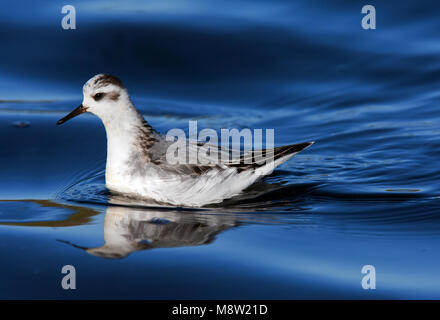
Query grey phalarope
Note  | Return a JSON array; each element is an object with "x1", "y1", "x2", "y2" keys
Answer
[{"x1": 57, "y1": 74, "x2": 313, "y2": 207}]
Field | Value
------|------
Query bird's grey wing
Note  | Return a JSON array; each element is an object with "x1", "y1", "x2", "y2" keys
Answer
[
  {"x1": 225, "y1": 141, "x2": 314, "y2": 172},
  {"x1": 147, "y1": 136, "x2": 313, "y2": 176},
  {"x1": 144, "y1": 137, "x2": 225, "y2": 177}
]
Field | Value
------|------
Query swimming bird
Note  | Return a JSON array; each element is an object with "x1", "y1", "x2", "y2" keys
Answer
[{"x1": 57, "y1": 74, "x2": 313, "y2": 207}]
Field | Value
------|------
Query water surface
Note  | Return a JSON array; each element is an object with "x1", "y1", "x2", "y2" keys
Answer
[{"x1": 0, "y1": 0, "x2": 440, "y2": 299}]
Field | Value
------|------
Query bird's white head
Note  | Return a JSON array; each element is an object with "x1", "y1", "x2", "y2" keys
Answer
[{"x1": 57, "y1": 74, "x2": 133, "y2": 125}]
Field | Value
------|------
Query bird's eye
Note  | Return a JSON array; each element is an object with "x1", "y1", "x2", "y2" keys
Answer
[{"x1": 93, "y1": 92, "x2": 105, "y2": 101}]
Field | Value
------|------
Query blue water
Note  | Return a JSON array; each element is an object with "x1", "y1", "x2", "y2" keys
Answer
[{"x1": 1, "y1": 0, "x2": 440, "y2": 299}]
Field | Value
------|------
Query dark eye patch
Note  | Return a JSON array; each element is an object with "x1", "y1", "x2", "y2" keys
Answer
[
  {"x1": 108, "y1": 92, "x2": 120, "y2": 101},
  {"x1": 93, "y1": 92, "x2": 105, "y2": 101}
]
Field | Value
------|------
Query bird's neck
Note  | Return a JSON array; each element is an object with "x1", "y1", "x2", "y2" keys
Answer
[{"x1": 102, "y1": 101, "x2": 157, "y2": 189}]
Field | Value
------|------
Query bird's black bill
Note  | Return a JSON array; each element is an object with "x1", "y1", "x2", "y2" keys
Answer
[{"x1": 56, "y1": 104, "x2": 86, "y2": 125}]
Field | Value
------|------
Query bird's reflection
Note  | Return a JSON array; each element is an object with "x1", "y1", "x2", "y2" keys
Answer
[
  {"x1": 3, "y1": 181, "x2": 314, "y2": 260},
  {"x1": 63, "y1": 204, "x2": 238, "y2": 259}
]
